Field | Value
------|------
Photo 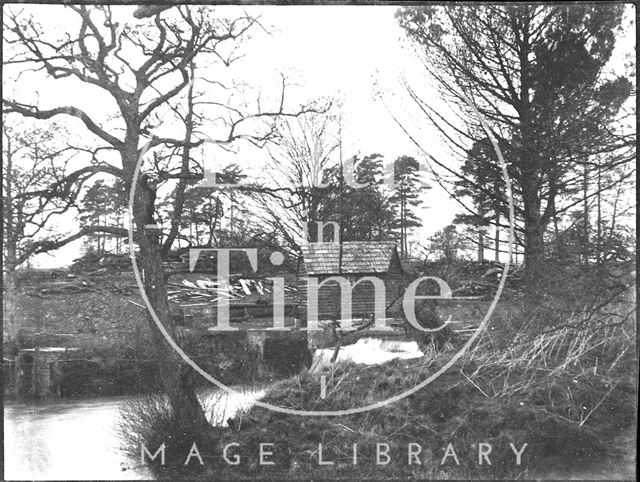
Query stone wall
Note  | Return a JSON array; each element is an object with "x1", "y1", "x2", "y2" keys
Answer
[
  {"x1": 3, "y1": 359, "x2": 16, "y2": 396},
  {"x1": 16, "y1": 347, "x2": 78, "y2": 398},
  {"x1": 206, "y1": 329, "x2": 311, "y2": 380}
]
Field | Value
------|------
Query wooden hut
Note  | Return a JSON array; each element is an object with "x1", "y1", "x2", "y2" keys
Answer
[{"x1": 297, "y1": 241, "x2": 404, "y2": 321}]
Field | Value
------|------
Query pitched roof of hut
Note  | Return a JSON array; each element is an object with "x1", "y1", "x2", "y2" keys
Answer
[{"x1": 299, "y1": 242, "x2": 401, "y2": 275}]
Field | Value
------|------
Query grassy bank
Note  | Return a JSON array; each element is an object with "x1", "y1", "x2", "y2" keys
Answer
[
  {"x1": 128, "y1": 297, "x2": 635, "y2": 480},
  {"x1": 213, "y1": 333, "x2": 633, "y2": 479}
]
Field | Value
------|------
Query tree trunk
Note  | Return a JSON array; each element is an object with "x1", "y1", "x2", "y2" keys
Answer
[
  {"x1": 306, "y1": 192, "x2": 320, "y2": 242},
  {"x1": 137, "y1": 233, "x2": 211, "y2": 433},
  {"x1": 596, "y1": 162, "x2": 602, "y2": 264},
  {"x1": 517, "y1": 17, "x2": 547, "y2": 299},
  {"x1": 553, "y1": 212, "x2": 560, "y2": 256},
  {"x1": 478, "y1": 228, "x2": 485, "y2": 261},
  {"x1": 162, "y1": 62, "x2": 195, "y2": 258},
  {"x1": 609, "y1": 168, "x2": 624, "y2": 239},
  {"x1": 400, "y1": 197, "x2": 405, "y2": 258},
  {"x1": 494, "y1": 210, "x2": 500, "y2": 263},
  {"x1": 3, "y1": 268, "x2": 19, "y2": 348},
  {"x1": 229, "y1": 193, "x2": 235, "y2": 238},
  {"x1": 3, "y1": 138, "x2": 19, "y2": 347},
  {"x1": 523, "y1": 217, "x2": 545, "y2": 294},
  {"x1": 124, "y1": 138, "x2": 211, "y2": 438},
  {"x1": 521, "y1": 175, "x2": 546, "y2": 297},
  {"x1": 582, "y1": 164, "x2": 589, "y2": 264}
]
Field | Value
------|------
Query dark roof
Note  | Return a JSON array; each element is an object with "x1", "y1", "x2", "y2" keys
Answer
[{"x1": 299, "y1": 242, "x2": 400, "y2": 275}]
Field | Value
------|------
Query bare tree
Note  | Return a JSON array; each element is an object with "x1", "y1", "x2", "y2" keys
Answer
[
  {"x1": 3, "y1": 5, "x2": 322, "y2": 434},
  {"x1": 256, "y1": 110, "x2": 339, "y2": 250},
  {"x1": 2, "y1": 118, "x2": 84, "y2": 343}
]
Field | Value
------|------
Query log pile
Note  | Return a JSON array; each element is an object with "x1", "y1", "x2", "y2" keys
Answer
[
  {"x1": 71, "y1": 252, "x2": 133, "y2": 273},
  {"x1": 167, "y1": 277, "x2": 297, "y2": 304},
  {"x1": 35, "y1": 279, "x2": 95, "y2": 295},
  {"x1": 70, "y1": 250, "x2": 216, "y2": 274},
  {"x1": 70, "y1": 249, "x2": 282, "y2": 275}
]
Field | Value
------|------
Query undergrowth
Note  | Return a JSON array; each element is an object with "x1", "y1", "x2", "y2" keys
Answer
[
  {"x1": 214, "y1": 316, "x2": 634, "y2": 479},
  {"x1": 121, "y1": 277, "x2": 636, "y2": 480}
]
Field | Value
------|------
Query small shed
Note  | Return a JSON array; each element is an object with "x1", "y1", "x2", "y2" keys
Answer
[{"x1": 297, "y1": 241, "x2": 404, "y2": 321}]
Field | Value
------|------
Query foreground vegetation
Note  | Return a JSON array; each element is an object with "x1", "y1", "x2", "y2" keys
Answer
[{"x1": 122, "y1": 265, "x2": 636, "y2": 480}]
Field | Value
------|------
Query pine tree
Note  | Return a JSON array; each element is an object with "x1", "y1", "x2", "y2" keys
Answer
[{"x1": 389, "y1": 156, "x2": 427, "y2": 258}]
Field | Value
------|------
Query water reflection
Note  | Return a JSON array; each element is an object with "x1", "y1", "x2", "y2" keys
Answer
[{"x1": 4, "y1": 388, "x2": 264, "y2": 481}]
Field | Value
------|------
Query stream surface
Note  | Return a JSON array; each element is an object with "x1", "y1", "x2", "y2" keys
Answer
[
  {"x1": 4, "y1": 340, "x2": 420, "y2": 480},
  {"x1": 3, "y1": 389, "x2": 263, "y2": 481}
]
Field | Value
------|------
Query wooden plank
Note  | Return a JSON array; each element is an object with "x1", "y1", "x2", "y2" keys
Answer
[
  {"x1": 239, "y1": 279, "x2": 252, "y2": 295},
  {"x1": 255, "y1": 281, "x2": 264, "y2": 295}
]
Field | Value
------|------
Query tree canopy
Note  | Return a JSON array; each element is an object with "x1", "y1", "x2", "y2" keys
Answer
[{"x1": 397, "y1": 4, "x2": 634, "y2": 292}]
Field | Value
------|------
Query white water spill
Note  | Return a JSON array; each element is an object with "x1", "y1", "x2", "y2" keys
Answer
[
  {"x1": 310, "y1": 337, "x2": 424, "y2": 373},
  {"x1": 3, "y1": 388, "x2": 264, "y2": 481}
]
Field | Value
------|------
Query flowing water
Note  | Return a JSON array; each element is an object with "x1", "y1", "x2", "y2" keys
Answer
[
  {"x1": 3, "y1": 389, "x2": 264, "y2": 481},
  {"x1": 3, "y1": 340, "x2": 419, "y2": 480},
  {"x1": 310, "y1": 338, "x2": 423, "y2": 372}
]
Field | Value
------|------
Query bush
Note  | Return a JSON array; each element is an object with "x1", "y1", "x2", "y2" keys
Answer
[
  {"x1": 119, "y1": 388, "x2": 265, "y2": 479},
  {"x1": 118, "y1": 392, "x2": 224, "y2": 478}
]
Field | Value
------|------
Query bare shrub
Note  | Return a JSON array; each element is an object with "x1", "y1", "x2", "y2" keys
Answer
[
  {"x1": 118, "y1": 387, "x2": 264, "y2": 478},
  {"x1": 463, "y1": 305, "x2": 636, "y2": 476},
  {"x1": 118, "y1": 392, "x2": 216, "y2": 478}
]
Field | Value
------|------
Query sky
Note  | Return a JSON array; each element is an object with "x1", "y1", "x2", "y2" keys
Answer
[{"x1": 2, "y1": 4, "x2": 635, "y2": 268}]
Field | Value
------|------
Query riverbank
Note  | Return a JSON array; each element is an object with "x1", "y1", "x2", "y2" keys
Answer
[{"x1": 133, "y1": 307, "x2": 636, "y2": 480}]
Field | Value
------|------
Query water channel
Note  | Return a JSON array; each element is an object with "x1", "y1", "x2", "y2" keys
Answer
[
  {"x1": 3, "y1": 339, "x2": 421, "y2": 480},
  {"x1": 3, "y1": 389, "x2": 263, "y2": 481}
]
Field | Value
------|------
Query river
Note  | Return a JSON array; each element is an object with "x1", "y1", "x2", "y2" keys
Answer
[
  {"x1": 4, "y1": 341, "x2": 420, "y2": 480},
  {"x1": 3, "y1": 389, "x2": 264, "y2": 481}
]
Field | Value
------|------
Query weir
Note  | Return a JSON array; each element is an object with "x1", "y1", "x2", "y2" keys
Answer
[{"x1": 15, "y1": 347, "x2": 79, "y2": 398}]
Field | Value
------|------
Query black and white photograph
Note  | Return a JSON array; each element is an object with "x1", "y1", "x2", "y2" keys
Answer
[{"x1": 1, "y1": 2, "x2": 637, "y2": 480}]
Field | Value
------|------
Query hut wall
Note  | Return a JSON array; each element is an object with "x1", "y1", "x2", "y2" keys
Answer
[
  {"x1": 296, "y1": 245, "x2": 406, "y2": 323},
  {"x1": 296, "y1": 260, "x2": 309, "y2": 320},
  {"x1": 298, "y1": 272, "x2": 401, "y2": 321}
]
